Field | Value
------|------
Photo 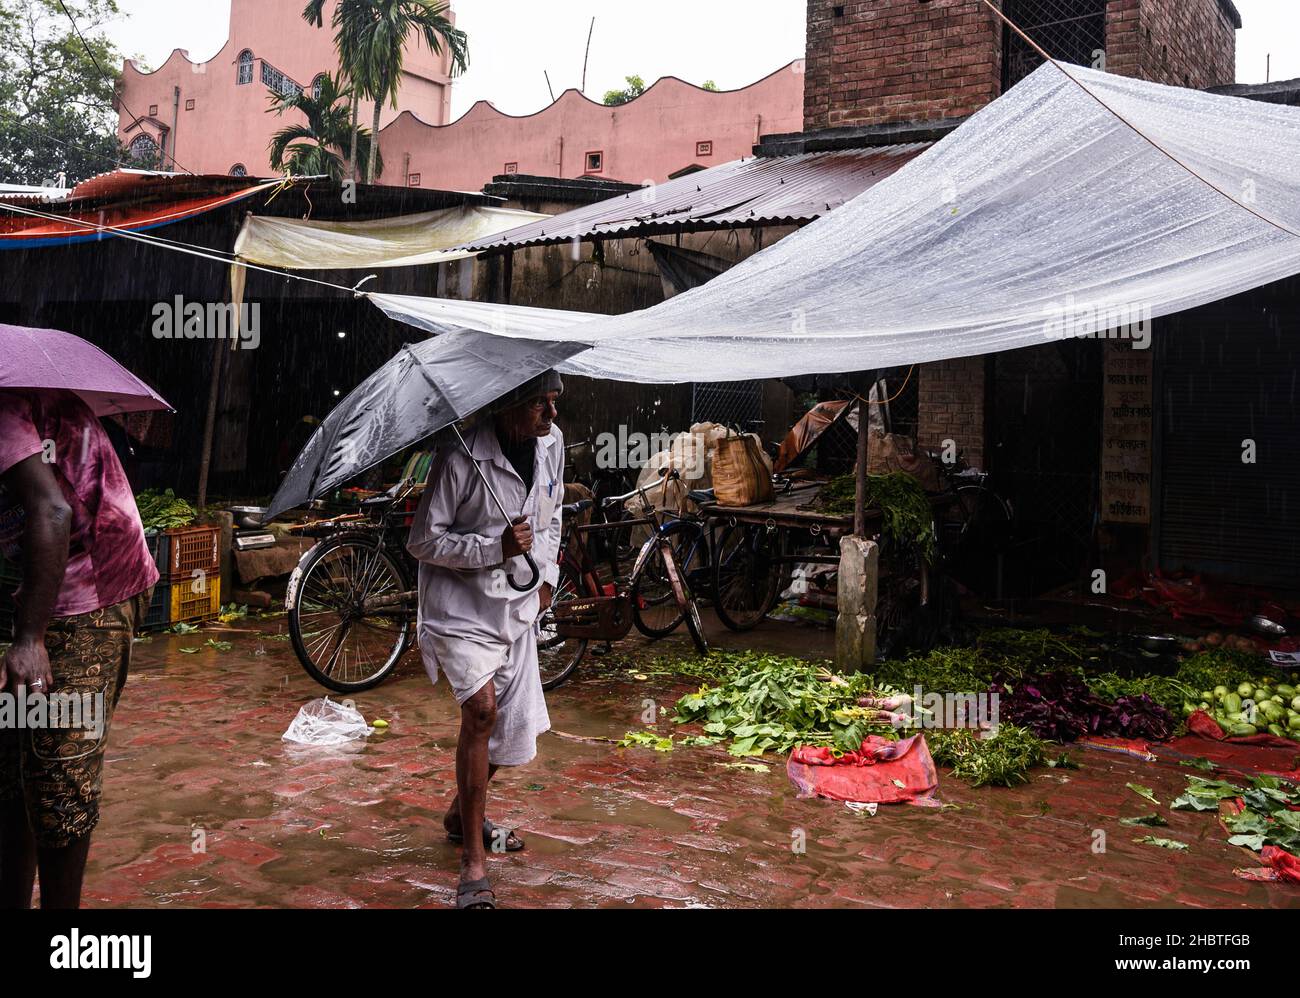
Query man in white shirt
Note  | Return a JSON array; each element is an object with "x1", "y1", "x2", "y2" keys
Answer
[{"x1": 406, "y1": 371, "x2": 564, "y2": 909}]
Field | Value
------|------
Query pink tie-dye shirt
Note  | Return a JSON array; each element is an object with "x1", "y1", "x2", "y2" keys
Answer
[{"x1": 0, "y1": 390, "x2": 159, "y2": 618}]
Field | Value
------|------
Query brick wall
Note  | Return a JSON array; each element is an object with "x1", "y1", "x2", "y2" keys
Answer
[
  {"x1": 917, "y1": 357, "x2": 985, "y2": 470},
  {"x1": 803, "y1": 0, "x2": 1003, "y2": 131},
  {"x1": 1106, "y1": 0, "x2": 1238, "y2": 88},
  {"x1": 804, "y1": 0, "x2": 1238, "y2": 132}
]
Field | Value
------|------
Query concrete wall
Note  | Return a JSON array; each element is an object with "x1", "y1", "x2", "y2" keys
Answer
[
  {"x1": 118, "y1": 0, "x2": 456, "y2": 178},
  {"x1": 380, "y1": 63, "x2": 807, "y2": 191}
]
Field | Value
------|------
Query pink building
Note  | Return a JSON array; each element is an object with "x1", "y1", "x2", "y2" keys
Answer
[
  {"x1": 117, "y1": 3, "x2": 805, "y2": 191},
  {"x1": 117, "y1": 0, "x2": 457, "y2": 179},
  {"x1": 381, "y1": 61, "x2": 807, "y2": 191}
]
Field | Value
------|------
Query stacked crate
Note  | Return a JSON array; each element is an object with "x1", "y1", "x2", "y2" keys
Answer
[{"x1": 142, "y1": 525, "x2": 222, "y2": 631}]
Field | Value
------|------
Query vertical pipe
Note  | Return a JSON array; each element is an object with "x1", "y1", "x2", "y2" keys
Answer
[
  {"x1": 854, "y1": 369, "x2": 878, "y2": 538},
  {"x1": 169, "y1": 86, "x2": 181, "y2": 169}
]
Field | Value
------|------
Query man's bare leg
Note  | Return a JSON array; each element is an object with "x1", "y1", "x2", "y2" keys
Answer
[
  {"x1": 0, "y1": 799, "x2": 37, "y2": 909},
  {"x1": 455, "y1": 683, "x2": 497, "y2": 884},
  {"x1": 35, "y1": 836, "x2": 91, "y2": 909},
  {"x1": 443, "y1": 764, "x2": 499, "y2": 841}
]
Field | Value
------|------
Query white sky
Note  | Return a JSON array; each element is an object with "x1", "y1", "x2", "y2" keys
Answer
[{"x1": 105, "y1": 0, "x2": 1299, "y2": 120}]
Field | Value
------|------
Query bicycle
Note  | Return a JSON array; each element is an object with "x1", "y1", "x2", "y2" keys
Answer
[
  {"x1": 285, "y1": 486, "x2": 420, "y2": 693},
  {"x1": 537, "y1": 468, "x2": 710, "y2": 691}
]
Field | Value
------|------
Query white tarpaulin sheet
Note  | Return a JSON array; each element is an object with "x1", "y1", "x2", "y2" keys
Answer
[
  {"x1": 370, "y1": 63, "x2": 1300, "y2": 383},
  {"x1": 234, "y1": 204, "x2": 548, "y2": 270}
]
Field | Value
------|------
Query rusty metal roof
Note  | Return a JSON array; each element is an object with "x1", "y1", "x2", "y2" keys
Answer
[{"x1": 461, "y1": 145, "x2": 930, "y2": 252}]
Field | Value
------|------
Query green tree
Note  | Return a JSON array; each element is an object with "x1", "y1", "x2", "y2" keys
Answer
[
  {"x1": 268, "y1": 72, "x2": 380, "y2": 180},
  {"x1": 306, "y1": 0, "x2": 468, "y2": 184},
  {"x1": 702, "y1": 80, "x2": 719, "y2": 91},
  {"x1": 603, "y1": 74, "x2": 646, "y2": 106},
  {"x1": 303, "y1": 0, "x2": 365, "y2": 182},
  {"x1": 0, "y1": 0, "x2": 126, "y2": 185}
]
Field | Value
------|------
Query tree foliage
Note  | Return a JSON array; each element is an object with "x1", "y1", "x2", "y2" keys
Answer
[
  {"x1": 268, "y1": 71, "x2": 380, "y2": 180},
  {"x1": 0, "y1": 0, "x2": 128, "y2": 185},
  {"x1": 603, "y1": 74, "x2": 647, "y2": 106},
  {"x1": 304, "y1": 0, "x2": 468, "y2": 183}
]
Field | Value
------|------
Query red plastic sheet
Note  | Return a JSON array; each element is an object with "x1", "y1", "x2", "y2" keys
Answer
[{"x1": 787, "y1": 734, "x2": 938, "y2": 804}]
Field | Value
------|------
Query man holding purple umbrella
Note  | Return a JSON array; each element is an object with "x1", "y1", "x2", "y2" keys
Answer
[{"x1": 0, "y1": 328, "x2": 165, "y2": 909}]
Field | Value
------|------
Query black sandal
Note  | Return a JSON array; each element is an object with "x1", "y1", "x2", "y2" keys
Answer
[
  {"x1": 456, "y1": 877, "x2": 497, "y2": 909},
  {"x1": 447, "y1": 818, "x2": 525, "y2": 852}
]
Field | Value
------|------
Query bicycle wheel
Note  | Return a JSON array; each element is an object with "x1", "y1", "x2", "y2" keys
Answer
[
  {"x1": 631, "y1": 522, "x2": 706, "y2": 638},
  {"x1": 712, "y1": 524, "x2": 782, "y2": 632},
  {"x1": 288, "y1": 534, "x2": 411, "y2": 693},
  {"x1": 681, "y1": 575, "x2": 710, "y2": 655},
  {"x1": 537, "y1": 561, "x2": 593, "y2": 691}
]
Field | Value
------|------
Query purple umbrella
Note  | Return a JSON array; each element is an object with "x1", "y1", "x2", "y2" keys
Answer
[{"x1": 0, "y1": 323, "x2": 172, "y2": 416}]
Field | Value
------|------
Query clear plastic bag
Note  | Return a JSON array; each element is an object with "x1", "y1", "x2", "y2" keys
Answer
[{"x1": 281, "y1": 697, "x2": 373, "y2": 747}]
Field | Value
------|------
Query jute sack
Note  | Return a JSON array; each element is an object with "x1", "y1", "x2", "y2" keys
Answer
[
  {"x1": 868, "y1": 431, "x2": 943, "y2": 493},
  {"x1": 712, "y1": 432, "x2": 774, "y2": 507}
]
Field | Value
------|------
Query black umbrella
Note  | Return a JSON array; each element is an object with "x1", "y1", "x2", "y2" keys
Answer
[{"x1": 265, "y1": 330, "x2": 589, "y2": 589}]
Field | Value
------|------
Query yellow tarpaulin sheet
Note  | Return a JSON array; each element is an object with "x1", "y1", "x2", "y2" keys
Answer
[{"x1": 232, "y1": 204, "x2": 548, "y2": 270}]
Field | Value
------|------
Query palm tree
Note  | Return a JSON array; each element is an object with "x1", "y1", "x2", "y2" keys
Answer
[
  {"x1": 303, "y1": 1, "x2": 367, "y2": 182},
  {"x1": 267, "y1": 72, "x2": 381, "y2": 180},
  {"x1": 355, "y1": 1, "x2": 469, "y2": 183}
]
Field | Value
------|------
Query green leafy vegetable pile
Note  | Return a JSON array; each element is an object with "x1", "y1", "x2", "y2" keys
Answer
[
  {"x1": 816, "y1": 472, "x2": 937, "y2": 562},
  {"x1": 927, "y1": 725, "x2": 1047, "y2": 787},
  {"x1": 672, "y1": 652, "x2": 898, "y2": 756},
  {"x1": 1173, "y1": 774, "x2": 1300, "y2": 854},
  {"x1": 135, "y1": 489, "x2": 197, "y2": 531}
]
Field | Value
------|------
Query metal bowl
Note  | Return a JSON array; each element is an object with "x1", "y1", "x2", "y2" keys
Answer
[
  {"x1": 229, "y1": 505, "x2": 268, "y2": 530},
  {"x1": 1135, "y1": 634, "x2": 1183, "y2": 654},
  {"x1": 1248, "y1": 615, "x2": 1287, "y2": 638}
]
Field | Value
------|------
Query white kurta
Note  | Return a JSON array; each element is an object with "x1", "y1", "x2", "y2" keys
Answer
[{"x1": 406, "y1": 422, "x2": 563, "y2": 765}]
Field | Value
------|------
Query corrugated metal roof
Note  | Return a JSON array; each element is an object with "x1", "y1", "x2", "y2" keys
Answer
[{"x1": 461, "y1": 145, "x2": 931, "y2": 252}]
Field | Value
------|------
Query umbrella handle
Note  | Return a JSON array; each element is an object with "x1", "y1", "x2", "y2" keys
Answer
[{"x1": 508, "y1": 553, "x2": 540, "y2": 592}]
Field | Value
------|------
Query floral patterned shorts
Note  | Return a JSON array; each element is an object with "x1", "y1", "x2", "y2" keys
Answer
[{"x1": 0, "y1": 590, "x2": 148, "y2": 847}]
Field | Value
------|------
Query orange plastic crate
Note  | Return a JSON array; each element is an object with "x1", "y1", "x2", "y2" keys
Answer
[
  {"x1": 169, "y1": 577, "x2": 221, "y2": 624},
  {"x1": 165, "y1": 526, "x2": 221, "y2": 580}
]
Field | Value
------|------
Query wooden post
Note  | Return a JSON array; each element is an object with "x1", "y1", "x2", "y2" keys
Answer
[
  {"x1": 854, "y1": 394, "x2": 869, "y2": 538},
  {"x1": 196, "y1": 338, "x2": 228, "y2": 509},
  {"x1": 838, "y1": 375, "x2": 880, "y2": 673}
]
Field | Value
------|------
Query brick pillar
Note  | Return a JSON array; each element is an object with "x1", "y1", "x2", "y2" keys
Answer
[{"x1": 917, "y1": 357, "x2": 986, "y2": 470}]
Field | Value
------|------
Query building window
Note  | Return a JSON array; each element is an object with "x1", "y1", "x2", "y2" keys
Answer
[
  {"x1": 585, "y1": 150, "x2": 604, "y2": 173},
  {"x1": 262, "y1": 61, "x2": 302, "y2": 98},
  {"x1": 504, "y1": 161, "x2": 518, "y2": 174},
  {"x1": 237, "y1": 50, "x2": 254, "y2": 86},
  {"x1": 148, "y1": 104, "x2": 158, "y2": 116},
  {"x1": 408, "y1": 173, "x2": 422, "y2": 187},
  {"x1": 230, "y1": 164, "x2": 247, "y2": 177},
  {"x1": 696, "y1": 140, "x2": 713, "y2": 157},
  {"x1": 1002, "y1": 0, "x2": 1107, "y2": 91},
  {"x1": 128, "y1": 134, "x2": 158, "y2": 162},
  {"x1": 185, "y1": 99, "x2": 195, "y2": 111},
  {"x1": 312, "y1": 74, "x2": 327, "y2": 101}
]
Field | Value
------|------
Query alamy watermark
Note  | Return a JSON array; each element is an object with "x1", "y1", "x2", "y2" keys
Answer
[
  {"x1": 1042, "y1": 295, "x2": 1151, "y2": 350},
  {"x1": 0, "y1": 688, "x2": 106, "y2": 739},
  {"x1": 864, "y1": 687, "x2": 1000, "y2": 731},
  {"x1": 593, "y1": 426, "x2": 708, "y2": 481},
  {"x1": 151, "y1": 295, "x2": 261, "y2": 350}
]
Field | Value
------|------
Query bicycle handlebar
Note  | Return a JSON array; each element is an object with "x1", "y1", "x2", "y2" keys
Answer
[{"x1": 600, "y1": 468, "x2": 682, "y2": 509}]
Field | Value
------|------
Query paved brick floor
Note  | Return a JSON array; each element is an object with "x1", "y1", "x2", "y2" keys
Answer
[{"x1": 70, "y1": 616, "x2": 1300, "y2": 908}]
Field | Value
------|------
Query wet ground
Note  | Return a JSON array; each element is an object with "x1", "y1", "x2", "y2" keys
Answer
[{"x1": 72, "y1": 614, "x2": 1300, "y2": 908}]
